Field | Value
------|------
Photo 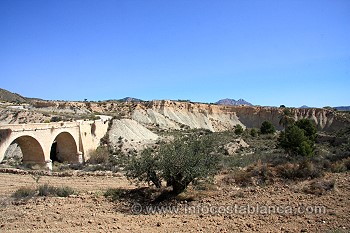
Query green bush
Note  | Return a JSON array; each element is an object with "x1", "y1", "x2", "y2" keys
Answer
[
  {"x1": 250, "y1": 128, "x2": 258, "y2": 137},
  {"x1": 260, "y1": 121, "x2": 276, "y2": 134},
  {"x1": 234, "y1": 124, "x2": 244, "y2": 135},
  {"x1": 295, "y1": 119, "x2": 317, "y2": 141},
  {"x1": 278, "y1": 125, "x2": 314, "y2": 157},
  {"x1": 125, "y1": 148, "x2": 161, "y2": 188},
  {"x1": 126, "y1": 135, "x2": 220, "y2": 195}
]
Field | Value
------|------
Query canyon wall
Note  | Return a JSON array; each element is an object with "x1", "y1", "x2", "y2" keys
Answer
[
  {"x1": 131, "y1": 100, "x2": 348, "y2": 132},
  {"x1": 1, "y1": 100, "x2": 348, "y2": 132}
]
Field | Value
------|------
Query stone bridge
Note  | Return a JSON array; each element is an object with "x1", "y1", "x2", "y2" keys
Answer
[{"x1": 0, "y1": 120, "x2": 110, "y2": 170}]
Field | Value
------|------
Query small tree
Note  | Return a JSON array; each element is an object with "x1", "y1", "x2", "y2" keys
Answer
[
  {"x1": 125, "y1": 148, "x2": 162, "y2": 188},
  {"x1": 278, "y1": 125, "x2": 314, "y2": 157},
  {"x1": 125, "y1": 135, "x2": 220, "y2": 195},
  {"x1": 234, "y1": 124, "x2": 244, "y2": 135},
  {"x1": 295, "y1": 119, "x2": 317, "y2": 141},
  {"x1": 279, "y1": 108, "x2": 295, "y2": 131},
  {"x1": 260, "y1": 121, "x2": 276, "y2": 134},
  {"x1": 250, "y1": 128, "x2": 258, "y2": 137}
]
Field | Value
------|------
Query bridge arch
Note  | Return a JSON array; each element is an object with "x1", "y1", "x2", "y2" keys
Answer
[
  {"x1": 6, "y1": 135, "x2": 45, "y2": 165},
  {"x1": 50, "y1": 131, "x2": 79, "y2": 163}
]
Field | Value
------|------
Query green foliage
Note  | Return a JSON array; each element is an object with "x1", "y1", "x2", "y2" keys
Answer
[
  {"x1": 125, "y1": 148, "x2": 162, "y2": 188},
  {"x1": 278, "y1": 119, "x2": 317, "y2": 157},
  {"x1": 50, "y1": 116, "x2": 63, "y2": 122},
  {"x1": 295, "y1": 118, "x2": 317, "y2": 141},
  {"x1": 260, "y1": 121, "x2": 276, "y2": 134},
  {"x1": 160, "y1": 135, "x2": 220, "y2": 194},
  {"x1": 278, "y1": 125, "x2": 314, "y2": 157},
  {"x1": 125, "y1": 135, "x2": 220, "y2": 195},
  {"x1": 250, "y1": 128, "x2": 258, "y2": 137},
  {"x1": 234, "y1": 124, "x2": 244, "y2": 135}
]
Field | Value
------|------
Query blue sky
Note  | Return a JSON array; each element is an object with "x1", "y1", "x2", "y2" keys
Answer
[{"x1": 1, "y1": 0, "x2": 349, "y2": 107}]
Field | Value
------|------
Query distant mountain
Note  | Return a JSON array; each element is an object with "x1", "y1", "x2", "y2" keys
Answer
[
  {"x1": 118, "y1": 97, "x2": 143, "y2": 102},
  {"x1": 300, "y1": 105, "x2": 311, "y2": 108},
  {"x1": 216, "y1": 98, "x2": 252, "y2": 106},
  {"x1": 0, "y1": 88, "x2": 27, "y2": 103},
  {"x1": 335, "y1": 106, "x2": 350, "y2": 111}
]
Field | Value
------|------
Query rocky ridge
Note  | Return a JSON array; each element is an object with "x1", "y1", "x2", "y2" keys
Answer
[{"x1": 1, "y1": 100, "x2": 348, "y2": 133}]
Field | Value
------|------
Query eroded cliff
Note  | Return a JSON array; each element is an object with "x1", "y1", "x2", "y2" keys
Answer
[{"x1": 131, "y1": 100, "x2": 348, "y2": 132}]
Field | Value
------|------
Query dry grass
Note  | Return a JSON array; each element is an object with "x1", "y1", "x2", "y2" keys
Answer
[{"x1": 302, "y1": 179, "x2": 336, "y2": 195}]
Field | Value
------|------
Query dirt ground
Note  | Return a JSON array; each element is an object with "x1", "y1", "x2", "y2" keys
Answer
[{"x1": 0, "y1": 171, "x2": 349, "y2": 232}]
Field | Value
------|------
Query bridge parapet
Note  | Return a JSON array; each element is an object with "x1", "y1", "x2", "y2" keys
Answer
[{"x1": 0, "y1": 122, "x2": 80, "y2": 131}]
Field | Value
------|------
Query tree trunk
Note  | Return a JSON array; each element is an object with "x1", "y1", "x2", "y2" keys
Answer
[
  {"x1": 171, "y1": 180, "x2": 187, "y2": 195},
  {"x1": 149, "y1": 171, "x2": 162, "y2": 188}
]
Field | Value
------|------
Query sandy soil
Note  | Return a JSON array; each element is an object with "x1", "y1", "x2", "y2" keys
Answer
[{"x1": 0, "y1": 172, "x2": 349, "y2": 232}]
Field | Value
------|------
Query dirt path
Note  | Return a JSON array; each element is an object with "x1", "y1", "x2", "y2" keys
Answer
[{"x1": 0, "y1": 172, "x2": 349, "y2": 232}]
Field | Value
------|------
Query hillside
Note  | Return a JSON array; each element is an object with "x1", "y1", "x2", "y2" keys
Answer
[{"x1": 0, "y1": 88, "x2": 27, "y2": 103}]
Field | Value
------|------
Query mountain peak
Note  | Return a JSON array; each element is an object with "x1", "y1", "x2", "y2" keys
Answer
[
  {"x1": 119, "y1": 97, "x2": 143, "y2": 102},
  {"x1": 216, "y1": 98, "x2": 252, "y2": 106}
]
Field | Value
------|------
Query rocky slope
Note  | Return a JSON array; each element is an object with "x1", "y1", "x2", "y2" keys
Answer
[
  {"x1": 108, "y1": 119, "x2": 159, "y2": 154},
  {"x1": 1, "y1": 99, "x2": 348, "y2": 132}
]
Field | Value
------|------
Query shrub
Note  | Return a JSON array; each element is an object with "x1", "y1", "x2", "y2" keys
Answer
[
  {"x1": 126, "y1": 135, "x2": 220, "y2": 195},
  {"x1": 55, "y1": 186, "x2": 75, "y2": 197},
  {"x1": 250, "y1": 128, "x2": 258, "y2": 137},
  {"x1": 50, "y1": 116, "x2": 63, "y2": 122},
  {"x1": 302, "y1": 179, "x2": 336, "y2": 195},
  {"x1": 260, "y1": 121, "x2": 276, "y2": 134},
  {"x1": 104, "y1": 188, "x2": 123, "y2": 201},
  {"x1": 343, "y1": 157, "x2": 350, "y2": 170},
  {"x1": 276, "y1": 160, "x2": 323, "y2": 180},
  {"x1": 222, "y1": 171, "x2": 253, "y2": 187},
  {"x1": 234, "y1": 124, "x2": 244, "y2": 135},
  {"x1": 248, "y1": 161, "x2": 275, "y2": 185},
  {"x1": 12, "y1": 187, "x2": 36, "y2": 199},
  {"x1": 278, "y1": 125, "x2": 314, "y2": 157},
  {"x1": 88, "y1": 146, "x2": 110, "y2": 164},
  {"x1": 38, "y1": 184, "x2": 75, "y2": 197},
  {"x1": 295, "y1": 119, "x2": 317, "y2": 141},
  {"x1": 330, "y1": 161, "x2": 347, "y2": 173},
  {"x1": 38, "y1": 184, "x2": 57, "y2": 196}
]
